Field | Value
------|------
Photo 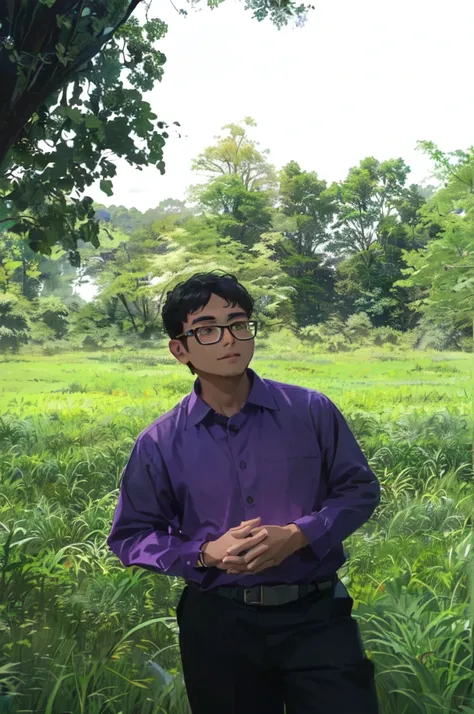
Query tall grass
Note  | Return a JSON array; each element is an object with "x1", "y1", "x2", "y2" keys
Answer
[{"x1": 0, "y1": 340, "x2": 473, "y2": 713}]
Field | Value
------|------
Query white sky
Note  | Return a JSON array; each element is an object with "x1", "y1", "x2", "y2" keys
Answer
[{"x1": 84, "y1": 0, "x2": 474, "y2": 212}]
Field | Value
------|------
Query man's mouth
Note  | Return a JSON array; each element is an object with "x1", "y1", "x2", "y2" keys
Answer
[{"x1": 219, "y1": 353, "x2": 240, "y2": 360}]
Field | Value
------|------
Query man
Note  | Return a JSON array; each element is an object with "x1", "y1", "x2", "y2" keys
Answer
[{"x1": 107, "y1": 271, "x2": 381, "y2": 714}]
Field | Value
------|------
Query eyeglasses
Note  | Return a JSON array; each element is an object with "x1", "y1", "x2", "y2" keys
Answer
[{"x1": 175, "y1": 320, "x2": 258, "y2": 345}]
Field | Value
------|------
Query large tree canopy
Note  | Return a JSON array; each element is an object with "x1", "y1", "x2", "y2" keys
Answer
[
  {"x1": 190, "y1": 118, "x2": 277, "y2": 193},
  {"x1": 0, "y1": 1, "x2": 311, "y2": 267},
  {"x1": 0, "y1": 0, "x2": 144, "y2": 164}
]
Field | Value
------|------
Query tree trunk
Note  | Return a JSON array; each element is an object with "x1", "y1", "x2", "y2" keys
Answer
[
  {"x1": 117, "y1": 293, "x2": 138, "y2": 333},
  {"x1": 0, "y1": 0, "x2": 145, "y2": 169}
]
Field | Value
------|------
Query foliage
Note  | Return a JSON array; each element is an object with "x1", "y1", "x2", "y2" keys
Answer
[
  {"x1": 67, "y1": 219, "x2": 296, "y2": 343},
  {"x1": 94, "y1": 199, "x2": 195, "y2": 234},
  {"x1": 0, "y1": 232, "x2": 42, "y2": 299},
  {"x1": 334, "y1": 248, "x2": 405, "y2": 327},
  {"x1": 30, "y1": 296, "x2": 70, "y2": 340},
  {"x1": 331, "y1": 173, "x2": 429, "y2": 330},
  {"x1": 190, "y1": 118, "x2": 277, "y2": 194},
  {"x1": 271, "y1": 235, "x2": 337, "y2": 326},
  {"x1": 394, "y1": 142, "x2": 474, "y2": 332},
  {"x1": 0, "y1": 0, "x2": 146, "y2": 163},
  {"x1": 194, "y1": 174, "x2": 274, "y2": 247},
  {"x1": 1, "y1": 349, "x2": 472, "y2": 708},
  {"x1": 345, "y1": 311, "x2": 373, "y2": 341},
  {"x1": 0, "y1": 293, "x2": 30, "y2": 353},
  {"x1": 0, "y1": 116, "x2": 472, "y2": 353},
  {"x1": 278, "y1": 160, "x2": 338, "y2": 256},
  {"x1": 0, "y1": 6, "x2": 173, "y2": 266},
  {"x1": 372, "y1": 325, "x2": 401, "y2": 347},
  {"x1": 299, "y1": 312, "x2": 405, "y2": 351},
  {"x1": 329, "y1": 157, "x2": 411, "y2": 258}
]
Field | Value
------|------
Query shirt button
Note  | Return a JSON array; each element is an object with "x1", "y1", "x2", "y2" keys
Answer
[
  {"x1": 229, "y1": 425, "x2": 239, "y2": 434},
  {"x1": 239, "y1": 461, "x2": 247, "y2": 469},
  {"x1": 247, "y1": 496, "x2": 254, "y2": 504},
  {"x1": 186, "y1": 561, "x2": 191, "y2": 565}
]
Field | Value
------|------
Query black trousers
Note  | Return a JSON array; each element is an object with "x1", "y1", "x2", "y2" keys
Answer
[{"x1": 176, "y1": 576, "x2": 380, "y2": 714}]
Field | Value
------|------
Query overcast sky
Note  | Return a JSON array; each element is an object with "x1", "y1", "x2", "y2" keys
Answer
[{"x1": 84, "y1": 0, "x2": 474, "y2": 212}]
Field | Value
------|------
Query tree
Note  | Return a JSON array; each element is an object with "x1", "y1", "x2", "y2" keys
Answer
[
  {"x1": 334, "y1": 247, "x2": 404, "y2": 327},
  {"x1": 89, "y1": 222, "x2": 170, "y2": 338},
  {"x1": 191, "y1": 118, "x2": 277, "y2": 193},
  {"x1": 1, "y1": 11, "x2": 171, "y2": 266},
  {"x1": 278, "y1": 160, "x2": 338, "y2": 256},
  {"x1": 0, "y1": 230, "x2": 90, "y2": 301},
  {"x1": 195, "y1": 175, "x2": 274, "y2": 248},
  {"x1": 94, "y1": 198, "x2": 195, "y2": 234},
  {"x1": 326, "y1": 158, "x2": 427, "y2": 329},
  {"x1": 394, "y1": 184, "x2": 428, "y2": 242},
  {"x1": 0, "y1": 3, "x2": 311, "y2": 267},
  {"x1": 268, "y1": 162, "x2": 338, "y2": 326},
  {"x1": 394, "y1": 143, "x2": 474, "y2": 335},
  {"x1": 0, "y1": 1, "x2": 146, "y2": 164},
  {"x1": 329, "y1": 157, "x2": 410, "y2": 260},
  {"x1": 0, "y1": 231, "x2": 42, "y2": 298},
  {"x1": 75, "y1": 217, "x2": 296, "y2": 342},
  {"x1": 0, "y1": 293, "x2": 30, "y2": 353},
  {"x1": 0, "y1": 1, "x2": 309, "y2": 166},
  {"x1": 147, "y1": 224, "x2": 297, "y2": 333},
  {"x1": 189, "y1": 119, "x2": 277, "y2": 248}
]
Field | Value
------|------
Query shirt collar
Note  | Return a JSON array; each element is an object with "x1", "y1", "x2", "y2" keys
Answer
[{"x1": 184, "y1": 367, "x2": 279, "y2": 430}]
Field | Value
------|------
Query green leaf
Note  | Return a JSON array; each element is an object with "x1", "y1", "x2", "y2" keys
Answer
[
  {"x1": 100, "y1": 179, "x2": 114, "y2": 197},
  {"x1": 65, "y1": 107, "x2": 83, "y2": 124},
  {"x1": 8, "y1": 223, "x2": 28, "y2": 235},
  {"x1": 85, "y1": 114, "x2": 101, "y2": 129}
]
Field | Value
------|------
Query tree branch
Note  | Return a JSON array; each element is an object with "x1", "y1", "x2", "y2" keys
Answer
[{"x1": 0, "y1": 215, "x2": 38, "y2": 226}]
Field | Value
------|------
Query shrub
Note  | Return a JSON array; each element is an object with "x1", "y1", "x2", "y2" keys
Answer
[
  {"x1": 0, "y1": 293, "x2": 29, "y2": 353},
  {"x1": 346, "y1": 312, "x2": 373, "y2": 343},
  {"x1": 372, "y1": 326, "x2": 401, "y2": 346}
]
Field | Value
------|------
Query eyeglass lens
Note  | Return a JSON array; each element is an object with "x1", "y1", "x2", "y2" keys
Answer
[{"x1": 196, "y1": 321, "x2": 255, "y2": 344}]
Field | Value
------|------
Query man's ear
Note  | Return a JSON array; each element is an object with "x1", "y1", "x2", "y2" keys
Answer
[{"x1": 169, "y1": 339, "x2": 186, "y2": 362}]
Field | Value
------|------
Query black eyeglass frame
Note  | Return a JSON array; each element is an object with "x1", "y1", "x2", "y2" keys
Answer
[{"x1": 175, "y1": 320, "x2": 258, "y2": 345}]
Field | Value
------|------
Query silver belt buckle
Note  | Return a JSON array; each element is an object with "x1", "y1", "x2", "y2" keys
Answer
[{"x1": 244, "y1": 586, "x2": 263, "y2": 605}]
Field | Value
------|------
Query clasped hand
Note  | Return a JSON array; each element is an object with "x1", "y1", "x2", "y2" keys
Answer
[{"x1": 222, "y1": 525, "x2": 296, "y2": 575}]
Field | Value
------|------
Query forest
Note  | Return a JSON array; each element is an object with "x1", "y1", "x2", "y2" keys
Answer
[{"x1": 1, "y1": 118, "x2": 473, "y2": 358}]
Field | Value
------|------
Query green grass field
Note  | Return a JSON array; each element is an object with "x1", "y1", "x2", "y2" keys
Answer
[{"x1": 1, "y1": 340, "x2": 473, "y2": 713}]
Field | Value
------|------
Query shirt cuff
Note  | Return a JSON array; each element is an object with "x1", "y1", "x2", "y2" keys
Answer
[
  {"x1": 292, "y1": 514, "x2": 332, "y2": 562},
  {"x1": 181, "y1": 540, "x2": 207, "y2": 579}
]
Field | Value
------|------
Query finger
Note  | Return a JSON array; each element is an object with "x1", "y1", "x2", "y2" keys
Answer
[
  {"x1": 229, "y1": 518, "x2": 261, "y2": 532},
  {"x1": 222, "y1": 555, "x2": 242, "y2": 565},
  {"x1": 227, "y1": 530, "x2": 268, "y2": 555},
  {"x1": 227, "y1": 557, "x2": 273, "y2": 574},
  {"x1": 248, "y1": 559, "x2": 274, "y2": 573},
  {"x1": 228, "y1": 525, "x2": 259, "y2": 538},
  {"x1": 224, "y1": 542, "x2": 268, "y2": 565}
]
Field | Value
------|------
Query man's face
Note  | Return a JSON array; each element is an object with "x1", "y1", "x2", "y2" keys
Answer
[{"x1": 169, "y1": 293, "x2": 255, "y2": 376}]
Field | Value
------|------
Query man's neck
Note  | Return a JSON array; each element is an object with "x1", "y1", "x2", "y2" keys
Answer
[{"x1": 198, "y1": 369, "x2": 251, "y2": 418}]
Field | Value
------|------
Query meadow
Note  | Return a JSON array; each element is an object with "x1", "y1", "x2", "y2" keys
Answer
[{"x1": 0, "y1": 334, "x2": 473, "y2": 714}]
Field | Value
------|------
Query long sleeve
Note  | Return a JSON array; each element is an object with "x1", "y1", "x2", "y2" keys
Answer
[
  {"x1": 292, "y1": 394, "x2": 380, "y2": 562},
  {"x1": 106, "y1": 432, "x2": 205, "y2": 581}
]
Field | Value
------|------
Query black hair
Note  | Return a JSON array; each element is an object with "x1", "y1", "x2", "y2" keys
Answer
[{"x1": 161, "y1": 272, "x2": 254, "y2": 375}]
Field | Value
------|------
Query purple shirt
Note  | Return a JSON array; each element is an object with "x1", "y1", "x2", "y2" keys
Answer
[{"x1": 107, "y1": 368, "x2": 380, "y2": 592}]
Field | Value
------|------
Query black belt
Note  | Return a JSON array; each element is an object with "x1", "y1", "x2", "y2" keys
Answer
[{"x1": 212, "y1": 576, "x2": 336, "y2": 606}]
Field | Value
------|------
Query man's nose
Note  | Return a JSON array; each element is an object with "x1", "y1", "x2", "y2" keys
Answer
[{"x1": 222, "y1": 326, "x2": 236, "y2": 345}]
